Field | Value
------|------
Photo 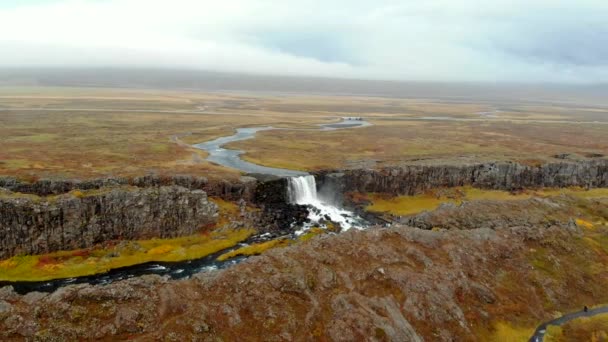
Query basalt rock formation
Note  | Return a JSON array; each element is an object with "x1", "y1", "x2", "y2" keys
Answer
[
  {"x1": 0, "y1": 186, "x2": 218, "y2": 259},
  {"x1": 251, "y1": 175, "x2": 311, "y2": 234},
  {"x1": 0, "y1": 174, "x2": 257, "y2": 202},
  {"x1": 252, "y1": 175, "x2": 289, "y2": 205},
  {"x1": 0, "y1": 174, "x2": 311, "y2": 259},
  {"x1": 402, "y1": 195, "x2": 604, "y2": 230},
  {"x1": 317, "y1": 159, "x2": 608, "y2": 196}
]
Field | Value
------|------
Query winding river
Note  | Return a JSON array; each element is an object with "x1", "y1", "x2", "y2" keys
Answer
[
  {"x1": 192, "y1": 118, "x2": 371, "y2": 177},
  {"x1": 0, "y1": 118, "x2": 371, "y2": 294},
  {"x1": 193, "y1": 127, "x2": 307, "y2": 177}
]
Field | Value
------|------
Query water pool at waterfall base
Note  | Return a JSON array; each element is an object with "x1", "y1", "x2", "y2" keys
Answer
[{"x1": 286, "y1": 175, "x2": 366, "y2": 234}]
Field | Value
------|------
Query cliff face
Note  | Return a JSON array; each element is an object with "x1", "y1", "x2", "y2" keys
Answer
[
  {"x1": 0, "y1": 174, "x2": 257, "y2": 202},
  {"x1": 2, "y1": 160, "x2": 605, "y2": 259},
  {"x1": 318, "y1": 160, "x2": 608, "y2": 196},
  {"x1": 0, "y1": 186, "x2": 218, "y2": 259}
]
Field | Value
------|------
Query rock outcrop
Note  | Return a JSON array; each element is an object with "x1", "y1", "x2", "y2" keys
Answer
[
  {"x1": 0, "y1": 174, "x2": 257, "y2": 202},
  {"x1": 251, "y1": 175, "x2": 311, "y2": 233},
  {"x1": 2, "y1": 220, "x2": 607, "y2": 341},
  {"x1": 317, "y1": 159, "x2": 608, "y2": 196},
  {"x1": 0, "y1": 186, "x2": 218, "y2": 259},
  {"x1": 401, "y1": 196, "x2": 589, "y2": 230}
]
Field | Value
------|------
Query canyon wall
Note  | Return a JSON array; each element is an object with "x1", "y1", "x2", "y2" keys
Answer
[
  {"x1": 2, "y1": 159, "x2": 606, "y2": 259},
  {"x1": 0, "y1": 174, "x2": 257, "y2": 202},
  {"x1": 0, "y1": 186, "x2": 218, "y2": 259},
  {"x1": 317, "y1": 159, "x2": 608, "y2": 196}
]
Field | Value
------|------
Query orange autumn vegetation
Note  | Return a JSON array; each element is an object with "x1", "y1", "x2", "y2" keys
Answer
[{"x1": 0, "y1": 228, "x2": 254, "y2": 282}]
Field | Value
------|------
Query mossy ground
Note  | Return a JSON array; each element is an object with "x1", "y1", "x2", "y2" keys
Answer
[
  {"x1": 486, "y1": 322, "x2": 536, "y2": 342},
  {"x1": 217, "y1": 228, "x2": 330, "y2": 262},
  {"x1": 363, "y1": 187, "x2": 608, "y2": 216},
  {"x1": 217, "y1": 238, "x2": 292, "y2": 261},
  {"x1": 210, "y1": 197, "x2": 241, "y2": 227},
  {"x1": 0, "y1": 228, "x2": 254, "y2": 282},
  {"x1": 298, "y1": 227, "x2": 329, "y2": 242}
]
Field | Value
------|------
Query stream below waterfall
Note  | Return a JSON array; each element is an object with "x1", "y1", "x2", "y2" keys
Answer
[
  {"x1": 1, "y1": 118, "x2": 370, "y2": 294},
  {"x1": 0, "y1": 245, "x2": 248, "y2": 295},
  {"x1": 287, "y1": 175, "x2": 365, "y2": 232}
]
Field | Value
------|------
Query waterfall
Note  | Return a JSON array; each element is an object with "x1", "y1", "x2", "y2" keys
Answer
[
  {"x1": 287, "y1": 175, "x2": 363, "y2": 231},
  {"x1": 287, "y1": 175, "x2": 318, "y2": 204}
]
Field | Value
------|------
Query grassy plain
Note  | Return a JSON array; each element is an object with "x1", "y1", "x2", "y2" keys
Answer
[
  {"x1": 232, "y1": 119, "x2": 608, "y2": 171},
  {"x1": 1, "y1": 86, "x2": 607, "y2": 179}
]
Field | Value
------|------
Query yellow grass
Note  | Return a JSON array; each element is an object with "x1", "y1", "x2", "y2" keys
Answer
[
  {"x1": 298, "y1": 227, "x2": 329, "y2": 242},
  {"x1": 365, "y1": 187, "x2": 608, "y2": 216},
  {"x1": 488, "y1": 322, "x2": 536, "y2": 342},
  {"x1": 217, "y1": 238, "x2": 292, "y2": 262},
  {"x1": 0, "y1": 228, "x2": 254, "y2": 282},
  {"x1": 211, "y1": 197, "x2": 255, "y2": 227},
  {"x1": 569, "y1": 188, "x2": 608, "y2": 199},
  {"x1": 366, "y1": 193, "x2": 460, "y2": 216},
  {"x1": 545, "y1": 313, "x2": 608, "y2": 342},
  {"x1": 576, "y1": 218, "x2": 595, "y2": 229}
]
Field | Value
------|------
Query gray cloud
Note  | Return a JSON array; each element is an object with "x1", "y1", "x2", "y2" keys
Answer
[
  {"x1": 253, "y1": 31, "x2": 360, "y2": 65},
  {"x1": 499, "y1": 26, "x2": 608, "y2": 67},
  {"x1": 0, "y1": 0, "x2": 607, "y2": 83}
]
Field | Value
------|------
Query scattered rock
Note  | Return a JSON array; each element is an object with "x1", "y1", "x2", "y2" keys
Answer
[
  {"x1": 0, "y1": 286, "x2": 18, "y2": 301},
  {"x1": 114, "y1": 307, "x2": 141, "y2": 333},
  {"x1": 0, "y1": 300, "x2": 12, "y2": 314},
  {"x1": 22, "y1": 291, "x2": 46, "y2": 305}
]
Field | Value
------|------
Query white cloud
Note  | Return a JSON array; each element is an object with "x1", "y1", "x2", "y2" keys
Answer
[{"x1": 0, "y1": 0, "x2": 607, "y2": 82}]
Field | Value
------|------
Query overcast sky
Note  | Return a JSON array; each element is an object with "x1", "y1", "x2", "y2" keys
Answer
[{"x1": 1, "y1": 0, "x2": 606, "y2": 83}]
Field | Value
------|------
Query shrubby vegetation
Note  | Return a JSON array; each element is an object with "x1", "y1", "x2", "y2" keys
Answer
[{"x1": 0, "y1": 229, "x2": 254, "y2": 282}]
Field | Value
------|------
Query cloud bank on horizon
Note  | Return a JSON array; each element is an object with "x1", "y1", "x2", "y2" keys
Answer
[{"x1": 0, "y1": 0, "x2": 606, "y2": 83}]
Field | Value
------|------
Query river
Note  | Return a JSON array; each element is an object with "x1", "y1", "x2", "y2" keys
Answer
[
  {"x1": 0, "y1": 245, "x2": 247, "y2": 295},
  {"x1": 192, "y1": 118, "x2": 371, "y2": 177},
  {"x1": 0, "y1": 118, "x2": 371, "y2": 294}
]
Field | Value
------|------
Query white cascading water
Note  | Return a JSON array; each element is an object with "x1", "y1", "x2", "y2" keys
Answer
[{"x1": 287, "y1": 175, "x2": 362, "y2": 232}]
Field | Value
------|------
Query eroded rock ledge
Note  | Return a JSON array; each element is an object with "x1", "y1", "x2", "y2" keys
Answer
[
  {"x1": 0, "y1": 186, "x2": 218, "y2": 259},
  {"x1": 0, "y1": 174, "x2": 257, "y2": 201},
  {"x1": 317, "y1": 159, "x2": 608, "y2": 196}
]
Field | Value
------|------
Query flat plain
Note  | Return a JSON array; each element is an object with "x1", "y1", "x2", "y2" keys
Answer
[{"x1": 1, "y1": 86, "x2": 607, "y2": 180}]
